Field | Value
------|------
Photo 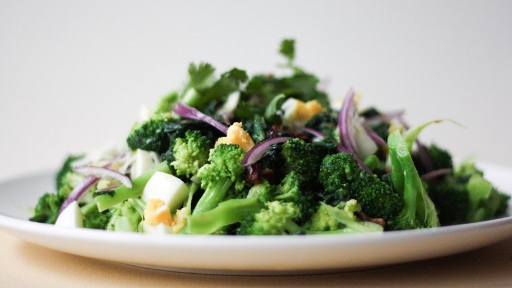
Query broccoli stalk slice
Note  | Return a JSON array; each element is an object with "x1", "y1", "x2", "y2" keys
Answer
[
  {"x1": 308, "y1": 203, "x2": 384, "y2": 234},
  {"x1": 192, "y1": 177, "x2": 234, "y2": 215},
  {"x1": 182, "y1": 197, "x2": 265, "y2": 234},
  {"x1": 388, "y1": 130, "x2": 440, "y2": 229},
  {"x1": 94, "y1": 161, "x2": 171, "y2": 212}
]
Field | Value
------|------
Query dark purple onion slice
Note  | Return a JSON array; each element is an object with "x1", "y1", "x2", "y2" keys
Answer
[
  {"x1": 73, "y1": 166, "x2": 132, "y2": 188},
  {"x1": 420, "y1": 168, "x2": 452, "y2": 181},
  {"x1": 242, "y1": 137, "x2": 292, "y2": 166},
  {"x1": 173, "y1": 101, "x2": 228, "y2": 134},
  {"x1": 338, "y1": 89, "x2": 357, "y2": 155},
  {"x1": 299, "y1": 127, "x2": 327, "y2": 140},
  {"x1": 362, "y1": 123, "x2": 387, "y2": 146},
  {"x1": 58, "y1": 175, "x2": 99, "y2": 216}
]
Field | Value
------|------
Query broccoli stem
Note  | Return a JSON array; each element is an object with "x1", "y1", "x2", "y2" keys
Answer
[
  {"x1": 182, "y1": 197, "x2": 265, "y2": 234},
  {"x1": 94, "y1": 161, "x2": 171, "y2": 212},
  {"x1": 192, "y1": 177, "x2": 233, "y2": 215},
  {"x1": 388, "y1": 131, "x2": 439, "y2": 229}
]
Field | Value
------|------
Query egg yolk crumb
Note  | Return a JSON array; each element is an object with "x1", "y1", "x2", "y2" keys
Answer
[
  {"x1": 214, "y1": 122, "x2": 255, "y2": 152},
  {"x1": 144, "y1": 198, "x2": 173, "y2": 226}
]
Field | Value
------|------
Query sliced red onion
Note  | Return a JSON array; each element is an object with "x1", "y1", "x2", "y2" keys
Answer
[
  {"x1": 73, "y1": 165, "x2": 133, "y2": 189},
  {"x1": 242, "y1": 137, "x2": 292, "y2": 166},
  {"x1": 420, "y1": 168, "x2": 452, "y2": 181},
  {"x1": 338, "y1": 89, "x2": 357, "y2": 155},
  {"x1": 362, "y1": 123, "x2": 387, "y2": 146},
  {"x1": 58, "y1": 175, "x2": 99, "y2": 216},
  {"x1": 300, "y1": 127, "x2": 327, "y2": 140},
  {"x1": 173, "y1": 101, "x2": 228, "y2": 134}
]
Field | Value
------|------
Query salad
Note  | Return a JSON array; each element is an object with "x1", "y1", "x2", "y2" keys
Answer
[{"x1": 29, "y1": 39, "x2": 510, "y2": 235}]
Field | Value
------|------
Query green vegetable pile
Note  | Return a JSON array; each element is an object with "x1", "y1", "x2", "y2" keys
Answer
[{"x1": 29, "y1": 39, "x2": 510, "y2": 235}]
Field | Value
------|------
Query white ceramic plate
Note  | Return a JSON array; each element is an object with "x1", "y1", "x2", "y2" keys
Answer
[{"x1": 1, "y1": 163, "x2": 512, "y2": 275}]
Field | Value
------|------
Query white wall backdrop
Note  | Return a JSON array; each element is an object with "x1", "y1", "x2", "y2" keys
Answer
[{"x1": 1, "y1": 1, "x2": 512, "y2": 181}]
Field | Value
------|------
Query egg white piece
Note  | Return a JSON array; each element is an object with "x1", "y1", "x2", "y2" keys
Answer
[
  {"x1": 141, "y1": 171, "x2": 189, "y2": 212},
  {"x1": 55, "y1": 201, "x2": 83, "y2": 228}
]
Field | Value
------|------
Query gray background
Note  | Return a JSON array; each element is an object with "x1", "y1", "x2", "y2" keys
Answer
[{"x1": 1, "y1": 1, "x2": 511, "y2": 182}]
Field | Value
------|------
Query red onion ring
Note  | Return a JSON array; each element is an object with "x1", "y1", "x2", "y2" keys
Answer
[{"x1": 242, "y1": 137, "x2": 292, "y2": 166}]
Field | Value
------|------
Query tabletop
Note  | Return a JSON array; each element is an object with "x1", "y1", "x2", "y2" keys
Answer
[{"x1": 2, "y1": 229, "x2": 512, "y2": 287}]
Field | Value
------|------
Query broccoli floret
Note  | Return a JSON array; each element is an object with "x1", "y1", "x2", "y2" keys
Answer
[
  {"x1": 318, "y1": 152, "x2": 402, "y2": 221},
  {"x1": 106, "y1": 198, "x2": 145, "y2": 232},
  {"x1": 81, "y1": 202, "x2": 112, "y2": 229},
  {"x1": 182, "y1": 197, "x2": 265, "y2": 234},
  {"x1": 53, "y1": 154, "x2": 88, "y2": 199},
  {"x1": 192, "y1": 144, "x2": 246, "y2": 215},
  {"x1": 55, "y1": 155, "x2": 84, "y2": 191},
  {"x1": 413, "y1": 143, "x2": 454, "y2": 176},
  {"x1": 386, "y1": 130, "x2": 440, "y2": 230},
  {"x1": 318, "y1": 152, "x2": 361, "y2": 195},
  {"x1": 57, "y1": 172, "x2": 88, "y2": 200},
  {"x1": 274, "y1": 172, "x2": 318, "y2": 225},
  {"x1": 237, "y1": 201, "x2": 304, "y2": 235},
  {"x1": 305, "y1": 201, "x2": 384, "y2": 234},
  {"x1": 428, "y1": 161, "x2": 510, "y2": 225},
  {"x1": 247, "y1": 180, "x2": 275, "y2": 203},
  {"x1": 29, "y1": 193, "x2": 64, "y2": 224},
  {"x1": 281, "y1": 138, "x2": 331, "y2": 183},
  {"x1": 170, "y1": 130, "x2": 212, "y2": 178},
  {"x1": 126, "y1": 114, "x2": 172, "y2": 154}
]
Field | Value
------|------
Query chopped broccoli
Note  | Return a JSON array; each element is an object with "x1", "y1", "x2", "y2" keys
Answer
[
  {"x1": 247, "y1": 180, "x2": 275, "y2": 203},
  {"x1": 81, "y1": 202, "x2": 112, "y2": 229},
  {"x1": 55, "y1": 155, "x2": 84, "y2": 192},
  {"x1": 305, "y1": 201, "x2": 384, "y2": 234},
  {"x1": 182, "y1": 197, "x2": 265, "y2": 234},
  {"x1": 29, "y1": 192, "x2": 64, "y2": 224},
  {"x1": 30, "y1": 155, "x2": 88, "y2": 224},
  {"x1": 237, "y1": 201, "x2": 304, "y2": 235},
  {"x1": 318, "y1": 152, "x2": 402, "y2": 221},
  {"x1": 274, "y1": 171, "x2": 318, "y2": 225},
  {"x1": 386, "y1": 130, "x2": 440, "y2": 230},
  {"x1": 170, "y1": 130, "x2": 212, "y2": 178},
  {"x1": 281, "y1": 138, "x2": 331, "y2": 183},
  {"x1": 318, "y1": 152, "x2": 361, "y2": 195},
  {"x1": 192, "y1": 144, "x2": 246, "y2": 215},
  {"x1": 126, "y1": 114, "x2": 172, "y2": 154},
  {"x1": 413, "y1": 143, "x2": 454, "y2": 176},
  {"x1": 106, "y1": 198, "x2": 146, "y2": 232},
  {"x1": 427, "y1": 161, "x2": 510, "y2": 225},
  {"x1": 57, "y1": 172, "x2": 88, "y2": 200}
]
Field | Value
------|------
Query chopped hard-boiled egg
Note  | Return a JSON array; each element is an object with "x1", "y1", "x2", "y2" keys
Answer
[
  {"x1": 55, "y1": 201, "x2": 83, "y2": 228},
  {"x1": 142, "y1": 201, "x2": 189, "y2": 234},
  {"x1": 141, "y1": 171, "x2": 189, "y2": 212},
  {"x1": 141, "y1": 172, "x2": 189, "y2": 234},
  {"x1": 144, "y1": 198, "x2": 173, "y2": 226},
  {"x1": 214, "y1": 122, "x2": 255, "y2": 152},
  {"x1": 131, "y1": 149, "x2": 159, "y2": 179},
  {"x1": 281, "y1": 98, "x2": 323, "y2": 126}
]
